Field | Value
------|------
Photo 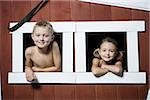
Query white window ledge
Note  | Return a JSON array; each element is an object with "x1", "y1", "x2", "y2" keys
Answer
[
  {"x1": 8, "y1": 72, "x2": 146, "y2": 84},
  {"x1": 76, "y1": 72, "x2": 146, "y2": 84}
]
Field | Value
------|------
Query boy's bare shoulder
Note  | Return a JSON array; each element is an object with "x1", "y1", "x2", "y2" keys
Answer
[
  {"x1": 25, "y1": 46, "x2": 36, "y2": 56},
  {"x1": 52, "y1": 41, "x2": 59, "y2": 48}
]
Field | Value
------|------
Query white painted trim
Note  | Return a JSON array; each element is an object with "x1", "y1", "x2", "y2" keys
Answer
[
  {"x1": 8, "y1": 72, "x2": 76, "y2": 84},
  {"x1": 76, "y1": 72, "x2": 146, "y2": 84},
  {"x1": 10, "y1": 22, "x2": 76, "y2": 33},
  {"x1": 62, "y1": 32, "x2": 73, "y2": 72},
  {"x1": 75, "y1": 32, "x2": 86, "y2": 72},
  {"x1": 8, "y1": 72, "x2": 146, "y2": 84},
  {"x1": 80, "y1": 0, "x2": 150, "y2": 11},
  {"x1": 12, "y1": 32, "x2": 23, "y2": 72},
  {"x1": 9, "y1": 21, "x2": 146, "y2": 84},
  {"x1": 127, "y1": 32, "x2": 139, "y2": 72},
  {"x1": 11, "y1": 22, "x2": 75, "y2": 73},
  {"x1": 76, "y1": 21, "x2": 144, "y2": 32},
  {"x1": 75, "y1": 21, "x2": 144, "y2": 72},
  {"x1": 147, "y1": 88, "x2": 150, "y2": 100}
]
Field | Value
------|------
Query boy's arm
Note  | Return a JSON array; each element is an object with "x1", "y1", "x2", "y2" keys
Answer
[
  {"x1": 102, "y1": 61, "x2": 123, "y2": 76},
  {"x1": 52, "y1": 41, "x2": 61, "y2": 71},
  {"x1": 25, "y1": 48, "x2": 36, "y2": 81},
  {"x1": 91, "y1": 58, "x2": 109, "y2": 77}
]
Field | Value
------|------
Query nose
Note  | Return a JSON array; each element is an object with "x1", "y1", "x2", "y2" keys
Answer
[
  {"x1": 39, "y1": 36, "x2": 44, "y2": 41},
  {"x1": 106, "y1": 51, "x2": 109, "y2": 55}
]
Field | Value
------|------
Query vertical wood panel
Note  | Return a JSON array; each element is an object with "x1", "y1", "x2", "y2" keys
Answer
[
  {"x1": 111, "y1": 6, "x2": 132, "y2": 20},
  {"x1": 54, "y1": 85, "x2": 75, "y2": 100},
  {"x1": 50, "y1": 0, "x2": 71, "y2": 21},
  {"x1": 33, "y1": 85, "x2": 55, "y2": 100},
  {"x1": 70, "y1": 1, "x2": 91, "y2": 21},
  {"x1": 31, "y1": 0, "x2": 50, "y2": 21},
  {"x1": 11, "y1": 1, "x2": 30, "y2": 21},
  {"x1": 0, "y1": 0, "x2": 149, "y2": 99},
  {"x1": 1, "y1": 1, "x2": 14, "y2": 100},
  {"x1": 13, "y1": 85, "x2": 34, "y2": 100},
  {"x1": 138, "y1": 85, "x2": 148, "y2": 100},
  {"x1": 70, "y1": 0, "x2": 80, "y2": 21},
  {"x1": 75, "y1": 85, "x2": 96, "y2": 100},
  {"x1": 91, "y1": 4, "x2": 111, "y2": 21},
  {"x1": 117, "y1": 85, "x2": 139, "y2": 100},
  {"x1": 96, "y1": 85, "x2": 117, "y2": 100}
]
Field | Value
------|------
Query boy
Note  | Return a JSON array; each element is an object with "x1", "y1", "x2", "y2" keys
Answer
[{"x1": 25, "y1": 20, "x2": 61, "y2": 81}]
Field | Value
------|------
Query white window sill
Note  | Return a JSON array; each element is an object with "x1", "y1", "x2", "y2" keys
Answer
[{"x1": 8, "y1": 72, "x2": 146, "y2": 84}]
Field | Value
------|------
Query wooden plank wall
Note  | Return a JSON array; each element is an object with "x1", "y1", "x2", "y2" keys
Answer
[{"x1": 0, "y1": 0, "x2": 149, "y2": 100}]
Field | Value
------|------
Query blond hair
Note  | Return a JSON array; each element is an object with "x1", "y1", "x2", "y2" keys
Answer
[{"x1": 33, "y1": 20, "x2": 54, "y2": 34}]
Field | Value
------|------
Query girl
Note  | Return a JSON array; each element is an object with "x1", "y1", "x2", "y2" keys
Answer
[{"x1": 91, "y1": 37, "x2": 123, "y2": 77}]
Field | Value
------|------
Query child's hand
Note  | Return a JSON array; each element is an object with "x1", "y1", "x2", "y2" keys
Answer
[
  {"x1": 32, "y1": 66, "x2": 41, "y2": 72},
  {"x1": 25, "y1": 68, "x2": 36, "y2": 81},
  {"x1": 101, "y1": 61, "x2": 107, "y2": 69}
]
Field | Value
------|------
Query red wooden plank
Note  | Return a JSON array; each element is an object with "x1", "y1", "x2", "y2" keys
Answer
[
  {"x1": 31, "y1": 0, "x2": 50, "y2": 21},
  {"x1": 13, "y1": 85, "x2": 34, "y2": 100},
  {"x1": 34, "y1": 85, "x2": 55, "y2": 100},
  {"x1": 54, "y1": 85, "x2": 75, "y2": 100},
  {"x1": 50, "y1": 0, "x2": 71, "y2": 21},
  {"x1": 1, "y1": 1, "x2": 14, "y2": 100},
  {"x1": 111, "y1": 6, "x2": 132, "y2": 21},
  {"x1": 117, "y1": 85, "x2": 139, "y2": 100},
  {"x1": 11, "y1": 0, "x2": 30, "y2": 21},
  {"x1": 75, "y1": 85, "x2": 96, "y2": 100},
  {"x1": 138, "y1": 85, "x2": 148, "y2": 99},
  {"x1": 96, "y1": 85, "x2": 117, "y2": 100},
  {"x1": 91, "y1": 4, "x2": 111, "y2": 21}
]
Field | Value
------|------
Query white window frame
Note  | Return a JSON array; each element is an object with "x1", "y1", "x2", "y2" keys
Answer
[
  {"x1": 8, "y1": 21, "x2": 146, "y2": 84},
  {"x1": 8, "y1": 22, "x2": 75, "y2": 83},
  {"x1": 75, "y1": 21, "x2": 146, "y2": 83}
]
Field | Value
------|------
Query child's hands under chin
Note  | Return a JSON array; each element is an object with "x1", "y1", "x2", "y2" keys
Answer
[{"x1": 101, "y1": 61, "x2": 108, "y2": 69}]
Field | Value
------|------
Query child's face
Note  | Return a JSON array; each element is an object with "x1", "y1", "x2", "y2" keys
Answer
[
  {"x1": 99, "y1": 42, "x2": 117, "y2": 62},
  {"x1": 32, "y1": 26, "x2": 53, "y2": 49}
]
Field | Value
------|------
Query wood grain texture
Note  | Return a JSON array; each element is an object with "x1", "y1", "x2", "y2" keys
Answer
[
  {"x1": 50, "y1": 0, "x2": 71, "y2": 21},
  {"x1": 75, "y1": 85, "x2": 96, "y2": 100},
  {"x1": 31, "y1": 0, "x2": 50, "y2": 21},
  {"x1": 91, "y1": 4, "x2": 111, "y2": 21},
  {"x1": 1, "y1": 1, "x2": 14, "y2": 100},
  {"x1": 111, "y1": 6, "x2": 132, "y2": 20},
  {"x1": 54, "y1": 85, "x2": 75, "y2": 100},
  {"x1": 0, "y1": 0, "x2": 149, "y2": 100}
]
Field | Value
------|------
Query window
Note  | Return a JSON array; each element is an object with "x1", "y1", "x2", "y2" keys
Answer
[{"x1": 8, "y1": 21, "x2": 146, "y2": 84}]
